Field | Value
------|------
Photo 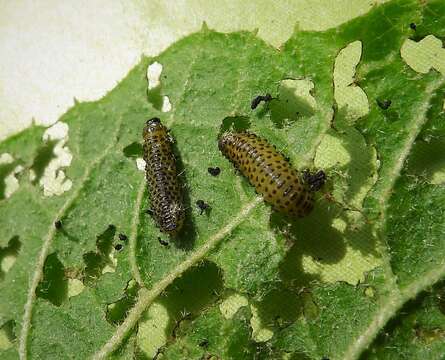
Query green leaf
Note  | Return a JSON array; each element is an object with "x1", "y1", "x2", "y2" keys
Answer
[{"x1": 0, "y1": 1, "x2": 444, "y2": 359}]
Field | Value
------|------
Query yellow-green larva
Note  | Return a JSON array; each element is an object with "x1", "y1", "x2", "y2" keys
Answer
[
  {"x1": 143, "y1": 118, "x2": 184, "y2": 234},
  {"x1": 218, "y1": 132, "x2": 315, "y2": 217}
]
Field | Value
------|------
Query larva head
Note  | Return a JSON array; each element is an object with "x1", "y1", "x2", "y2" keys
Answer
[{"x1": 143, "y1": 117, "x2": 162, "y2": 137}]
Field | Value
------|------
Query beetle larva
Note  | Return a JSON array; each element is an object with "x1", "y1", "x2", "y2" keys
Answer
[
  {"x1": 143, "y1": 117, "x2": 184, "y2": 234},
  {"x1": 218, "y1": 132, "x2": 324, "y2": 217}
]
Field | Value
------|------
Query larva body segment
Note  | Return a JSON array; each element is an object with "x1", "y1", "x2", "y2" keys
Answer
[
  {"x1": 143, "y1": 118, "x2": 184, "y2": 234},
  {"x1": 218, "y1": 132, "x2": 314, "y2": 217}
]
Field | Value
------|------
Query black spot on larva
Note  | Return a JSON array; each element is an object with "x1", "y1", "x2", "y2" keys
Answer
[
  {"x1": 196, "y1": 199, "x2": 210, "y2": 215},
  {"x1": 377, "y1": 99, "x2": 392, "y2": 110},
  {"x1": 208, "y1": 167, "x2": 221, "y2": 176},
  {"x1": 118, "y1": 233, "x2": 128, "y2": 242},
  {"x1": 143, "y1": 118, "x2": 185, "y2": 234},
  {"x1": 54, "y1": 220, "x2": 62, "y2": 229},
  {"x1": 114, "y1": 244, "x2": 123, "y2": 251},
  {"x1": 251, "y1": 93, "x2": 273, "y2": 110},
  {"x1": 158, "y1": 237, "x2": 169, "y2": 246},
  {"x1": 409, "y1": 22, "x2": 417, "y2": 30},
  {"x1": 218, "y1": 132, "x2": 321, "y2": 218}
]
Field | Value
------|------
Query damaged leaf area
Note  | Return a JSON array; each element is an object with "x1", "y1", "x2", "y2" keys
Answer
[{"x1": 1, "y1": 0, "x2": 445, "y2": 359}]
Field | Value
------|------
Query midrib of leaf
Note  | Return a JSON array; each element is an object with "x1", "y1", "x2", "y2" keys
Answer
[
  {"x1": 92, "y1": 196, "x2": 263, "y2": 360},
  {"x1": 18, "y1": 113, "x2": 125, "y2": 360},
  {"x1": 344, "y1": 75, "x2": 445, "y2": 360}
]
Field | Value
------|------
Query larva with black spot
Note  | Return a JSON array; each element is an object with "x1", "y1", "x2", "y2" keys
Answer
[
  {"x1": 143, "y1": 118, "x2": 184, "y2": 234},
  {"x1": 218, "y1": 132, "x2": 324, "y2": 218}
]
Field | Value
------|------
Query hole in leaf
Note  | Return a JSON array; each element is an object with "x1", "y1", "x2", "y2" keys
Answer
[
  {"x1": 123, "y1": 142, "x2": 143, "y2": 158},
  {"x1": 270, "y1": 79, "x2": 316, "y2": 129},
  {"x1": 0, "y1": 320, "x2": 16, "y2": 350},
  {"x1": 106, "y1": 280, "x2": 139, "y2": 325},
  {"x1": 255, "y1": 287, "x2": 302, "y2": 330},
  {"x1": 160, "y1": 261, "x2": 224, "y2": 337},
  {"x1": 364, "y1": 286, "x2": 376, "y2": 298},
  {"x1": 301, "y1": 291, "x2": 319, "y2": 321},
  {"x1": 274, "y1": 203, "x2": 347, "y2": 288},
  {"x1": 0, "y1": 160, "x2": 18, "y2": 200},
  {"x1": 35, "y1": 253, "x2": 67, "y2": 306},
  {"x1": 220, "y1": 116, "x2": 251, "y2": 133},
  {"x1": 147, "y1": 61, "x2": 163, "y2": 89},
  {"x1": 0, "y1": 236, "x2": 21, "y2": 280},
  {"x1": 83, "y1": 224, "x2": 116, "y2": 286},
  {"x1": 406, "y1": 138, "x2": 445, "y2": 184},
  {"x1": 30, "y1": 139, "x2": 58, "y2": 184}
]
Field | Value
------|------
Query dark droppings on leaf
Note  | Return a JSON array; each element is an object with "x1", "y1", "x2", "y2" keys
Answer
[
  {"x1": 196, "y1": 199, "x2": 211, "y2": 215},
  {"x1": 118, "y1": 233, "x2": 128, "y2": 242},
  {"x1": 54, "y1": 220, "x2": 62, "y2": 229},
  {"x1": 114, "y1": 244, "x2": 123, "y2": 251},
  {"x1": 377, "y1": 99, "x2": 392, "y2": 110},
  {"x1": 251, "y1": 93, "x2": 273, "y2": 109},
  {"x1": 207, "y1": 167, "x2": 221, "y2": 176},
  {"x1": 409, "y1": 22, "x2": 417, "y2": 30},
  {"x1": 158, "y1": 237, "x2": 169, "y2": 246}
]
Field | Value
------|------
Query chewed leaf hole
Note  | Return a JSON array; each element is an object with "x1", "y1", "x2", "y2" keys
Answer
[
  {"x1": 123, "y1": 142, "x2": 143, "y2": 158},
  {"x1": 0, "y1": 235, "x2": 21, "y2": 279},
  {"x1": 83, "y1": 224, "x2": 116, "y2": 286},
  {"x1": 35, "y1": 252, "x2": 67, "y2": 306},
  {"x1": 0, "y1": 320, "x2": 16, "y2": 350},
  {"x1": 220, "y1": 116, "x2": 250, "y2": 134},
  {"x1": 30, "y1": 139, "x2": 58, "y2": 184},
  {"x1": 270, "y1": 79, "x2": 316, "y2": 128},
  {"x1": 0, "y1": 164, "x2": 16, "y2": 200},
  {"x1": 147, "y1": 61, "x2": 165, "y2": 110},
  {"x1": 161, "y1": 261, "x2": 224, "y2": 318},
  {"x1": 406, "y1": 138, "x2": 445, "y2": 184},
  {"x1": 106, "y1": 280, "x2": 139, "y2": 325}
]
